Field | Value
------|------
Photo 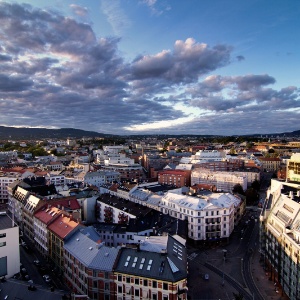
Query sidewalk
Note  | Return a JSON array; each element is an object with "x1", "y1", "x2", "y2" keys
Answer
[{"x1": 249, "y1": 248, "x2": 289, "y2": 300}]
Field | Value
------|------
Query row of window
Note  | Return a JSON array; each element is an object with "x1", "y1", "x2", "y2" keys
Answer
[{"x1": 117, "y1": 275, "x2": 169, "y2": 290}]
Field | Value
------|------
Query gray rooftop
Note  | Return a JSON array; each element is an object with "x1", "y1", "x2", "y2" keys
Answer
[
  {"x1": 64, "y1": 229, "x2": 120, "y2": 271},
  {"x1": 0, "y1": 213, "x2": 16, "y2": 230}
]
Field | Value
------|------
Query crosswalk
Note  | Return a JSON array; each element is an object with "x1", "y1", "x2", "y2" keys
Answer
[{"x1": 187, "y1": 252, "x2": 198, "y2": 261}]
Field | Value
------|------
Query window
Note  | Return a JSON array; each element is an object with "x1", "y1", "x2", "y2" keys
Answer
[
  {"x1": 93, "y1": 280, "x2": 97, "y2": 288},
  {"x1": 143, "y1": 279, "x2": 148, "y2": 286},
  {"x1": 163, "y1": 295, "x2": 168, "y2": 300},
  {"x1": 135, "y1": 289, "x2": 139, "y2": 296},
  {"x1": 0, "y1": 233, "x2": 6, "y2": 238},
  {"x1": 105, "y1": 282, "x2": 109, "y2": 290},
  {"x1": 135, "y1": 278, "x2": 139, "y2": 285},
  {"x1": 0, "y1": 242, "x2": 6, "y2": 247},
  {"x1": 118, "y1": 275, "x2": 122, "y2": 282},
  {"x1": 152, "y1": 281, "x2": 157, "y2": 288},
  {"x1": 126, "y1": 276, "x2": 130, "y2": 283},
  {"x1": 152, "y1": 294, "x2": 157, "y2": 300},
  {"x1": 163, "y1": 282, "x2": 168, "y2": 290}
]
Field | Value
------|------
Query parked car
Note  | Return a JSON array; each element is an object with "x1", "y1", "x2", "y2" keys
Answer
[
  {"x1": 21, "y1": 268, "x2": 27, "y2": 275},
  {"x1": 33, "y1": 260, "x2": 40, "y2": 266},
  {"x1": 43, "y1": 275, "x2": 52, "y2": 283}
]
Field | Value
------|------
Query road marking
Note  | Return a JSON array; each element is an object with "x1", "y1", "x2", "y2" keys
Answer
[{"x1": 187, "y1": 252, "x2": 198, "y2": 260}]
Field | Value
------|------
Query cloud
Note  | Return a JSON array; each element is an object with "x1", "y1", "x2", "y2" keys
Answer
[
  {"x1": 70, "y1": 4, "x2": 88, "y2": 17},
  {"x1": 0, "y1": 2, "x2": 298, "y2": 136},
  {"x1": 236, "y1": 55, "x2": 245, "y2": 61},
  {"x1": 140, "y1": 0, "x2": 171, "y2": 16},
  {"x1": 100, "y1": 0, "x2": 131, "y2": 35},
  {"x1": 131, "y1": 38, "x2": 232, "y2": 84},
  {"x1": 187, "y1": 74, "x2": 299, "y2": 113}
]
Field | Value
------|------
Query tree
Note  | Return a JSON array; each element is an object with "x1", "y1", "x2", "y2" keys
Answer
[
  {"x1": 232, "y1": 184, "x2": 245, "y2": 195},
  {"x1": 251, "y1": 180, "x2": 260, "y2": 191},
  {"x1": 245, "y1": 188, "x2": 259, "y2": 205}
]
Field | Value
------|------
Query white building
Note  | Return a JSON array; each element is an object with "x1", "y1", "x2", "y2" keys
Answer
[
  {"x1": 33, "y1": 206, "x2": 62, "y2": 257},
  {"x1": 103, "y1": 145, "x2": 128, "y2": 154},
  {"x1": 160, "y1": 188, "x2": 243, "y2": 241},
  {"x1": 0, "y1": 172, "x2": 21, "y2": 203},
  {"x1": 46, "y1": 171, "x2": 66, "y2": 186},
  {"x1": 180, "y1": 150, "x2": 225, "y2": 165},
  {"x1": 0, "y1": 213, "x2": 20, "y2": 278},
  {"x1": 191, "y1": 168, "x2": 247, "y2": 192},
  {"x1": 84, "y1": 170, "x2": 120, "y2": 188}
]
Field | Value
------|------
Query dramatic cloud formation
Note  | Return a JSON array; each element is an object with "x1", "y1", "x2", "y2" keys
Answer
[{"x1": 0, "y1": 1, "x2": 299, "y2": 135}]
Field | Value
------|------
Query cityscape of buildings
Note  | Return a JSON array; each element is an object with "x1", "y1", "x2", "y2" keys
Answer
[{"x1": 0, "y1": 135, "x2": 300, "y2": 299}]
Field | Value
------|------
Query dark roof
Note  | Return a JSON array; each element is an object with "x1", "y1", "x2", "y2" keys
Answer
[
  {"x1": 97, "y1": 194, "x2": 152, "y2": 218},
  {"x1": 114, "y1": 243, "x2": 187, "y2": 282}
]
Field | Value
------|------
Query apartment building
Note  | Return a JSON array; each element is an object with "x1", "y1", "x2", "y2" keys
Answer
[
  {"x1": 48, "y1": 214, "x2": 81, "y2": 275},
  {"x1": 45, "y1": 172, "x2": 66, "y2": 186},
  {"x1": 96, "y1": 193, "x2": 152, "y2": 224},
  {"x1": 157, "y1": 170, "x2": 191, "y2": 187},
  {"x1": 33, "y1": 206, "x2": 62, "y2": 257},
  {"x1": 160, "y1": 188, "x2": 243, "y2": 242},
  {"x1": 180, "y1": 150, "x2": 225, "y2": 165},
  {"x1": 114, "y1": 235, "x2": 187, "y2": 300},
  {"x1": 64, "y1": 228, "x2": 120, "y2": 300},
  {"x1": 191, "y1": 168, "x2": 247, "y2": 192},
  {"x1": 45, "y1": 161, "x2": 65, "y2": 171},
  {"x1": 286, "y1": 153, "x2": 300, "y2": 183},
  {"x1": 23, "y1": 194, "x2": 45, "y2": 242},
  {"x1": 260, "y1": 179, "x2": 300, "y2": 299},
  {"x1": 0, "y1": 213, "x2": 20, "y2": 278},
  {"x1": 84, "y1": 170, "x2": 120, "y2": 188},
  {"x1": 258, "y1": 157, "x2": 281, "y2": 172},
  {"x1": 0, "y1": 171, "x2": 21, "y2": 203}
]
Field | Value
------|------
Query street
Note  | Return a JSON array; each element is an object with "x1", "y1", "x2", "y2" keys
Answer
[{"x1": 187, "y1": 209, "x2": 264, "y2": 300}]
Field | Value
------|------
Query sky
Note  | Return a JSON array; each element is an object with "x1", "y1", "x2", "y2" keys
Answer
[{"x1": 0, "y1": 0, "x2": 299, "y2": 136}]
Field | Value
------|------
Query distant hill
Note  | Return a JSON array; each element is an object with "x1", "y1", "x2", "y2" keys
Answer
[
  {"x1": 0, "y1": 125, "x2": 299, "y2": 140},
  {"x1": 0, "y1": 126, "x2": 109, "y2": 140}
]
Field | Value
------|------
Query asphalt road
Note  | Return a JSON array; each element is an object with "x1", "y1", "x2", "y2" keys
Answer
[{"x1": 187, "y1": 209, "x2": 263, "y2": 300}]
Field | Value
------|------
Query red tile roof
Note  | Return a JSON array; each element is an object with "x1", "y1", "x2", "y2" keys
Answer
[
  {"x1": 48, "y1": 215, "x2": 80, "y2": 239},
  {"x1": 48, "y1": 196, "x2": 81, "y2": 210},
  {"x1": 34, "y1": 207, "x2": 62, "y2": 225}
]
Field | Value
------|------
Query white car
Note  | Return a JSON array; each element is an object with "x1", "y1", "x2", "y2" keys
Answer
[{"x1": 43, "y1": 275, "x2": 51, "y2": 283}]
